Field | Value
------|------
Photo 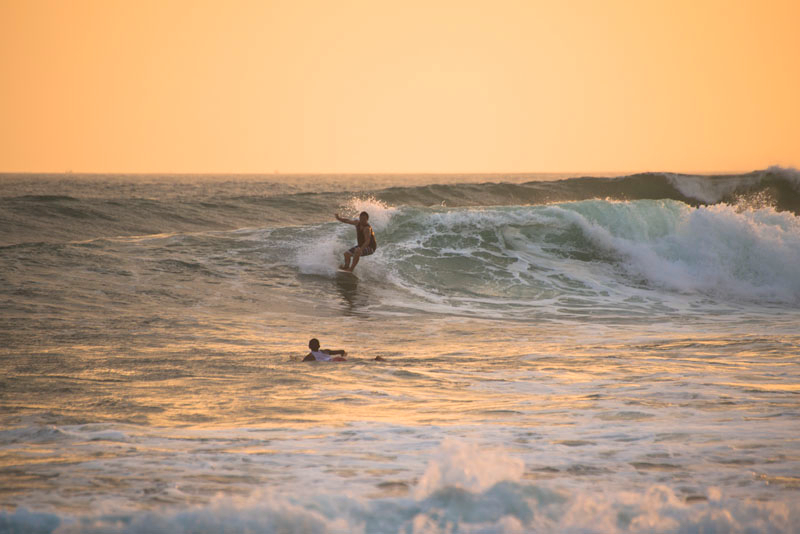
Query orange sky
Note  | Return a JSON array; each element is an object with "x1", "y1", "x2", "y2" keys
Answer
[{"x1": 2, "y1": 0, "x2": 798, "y2": 174}]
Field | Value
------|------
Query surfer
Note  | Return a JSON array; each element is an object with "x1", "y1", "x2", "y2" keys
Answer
[
  {"x1": 303, "y1": 338, "x2": 347, "y2": 362},
  {"x1": 302, "y1": 338, "x2": 387, "y2": 362},
  {"x1": 335, "y1": 211, "x2": 377, "y2": 272}
]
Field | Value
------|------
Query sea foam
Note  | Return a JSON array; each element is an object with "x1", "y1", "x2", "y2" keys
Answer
[{"x1": 3, "y1": 439, "x2": 797, "y2": 534}]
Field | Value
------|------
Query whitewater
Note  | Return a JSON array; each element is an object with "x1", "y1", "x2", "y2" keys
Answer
[{"x1": 1, "y1": 169, "x2": 799, "y2": 533}]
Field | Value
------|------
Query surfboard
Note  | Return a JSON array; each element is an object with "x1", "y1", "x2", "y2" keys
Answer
[{"x1": 337, "y1": 268, "x2": 356, "y2": 276}]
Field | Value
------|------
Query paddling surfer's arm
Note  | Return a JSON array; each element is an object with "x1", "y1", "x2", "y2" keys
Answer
[{"x1": 335, "y1": 213, "x2": 358, "y2": 225}]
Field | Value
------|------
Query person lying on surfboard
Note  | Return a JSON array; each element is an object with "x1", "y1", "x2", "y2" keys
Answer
[
  {"x1": 302, "y1": 338, "x2": 387, "y2": 362},
  {"x1": 303, "y1": 338, "x2": 347, "y2": 362},
  {"x1": 335, "y1": 211, "x2": 377, "y2": 272}
]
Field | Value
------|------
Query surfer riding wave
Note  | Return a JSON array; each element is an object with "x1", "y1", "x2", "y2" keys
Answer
[{"x1": 335, "y1": 211, "x2": 377, "y2": 272}]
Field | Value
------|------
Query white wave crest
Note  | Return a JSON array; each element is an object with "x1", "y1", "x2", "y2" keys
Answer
[
  {"x1": 414, "y1": 439, "x2": 525, "y2": 499},
  {"x1": 564, "y1": 201, "x2": 800, "y2": 303},
  {"x1": 6, "y1": 479, "x2": 797, "y2": 534}
]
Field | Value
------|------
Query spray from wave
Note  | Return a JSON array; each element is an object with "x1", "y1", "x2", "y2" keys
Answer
[{"x1": 295, "y1": 197, "x2": 397, "y2": 276}]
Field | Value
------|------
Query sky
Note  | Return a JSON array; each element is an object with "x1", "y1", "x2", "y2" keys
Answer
[{"x1": 1, "y1": 0, "x2": 798, "y2": 174}]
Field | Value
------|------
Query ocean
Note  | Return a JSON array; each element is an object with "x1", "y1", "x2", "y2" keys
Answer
[{"x1": 1, "y1": 168, "x2": 799, "y2": 533}]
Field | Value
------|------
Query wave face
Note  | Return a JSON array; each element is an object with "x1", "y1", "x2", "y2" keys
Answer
[{"x1": 290, "y1": 198, "x2": 800, "y2": 311}]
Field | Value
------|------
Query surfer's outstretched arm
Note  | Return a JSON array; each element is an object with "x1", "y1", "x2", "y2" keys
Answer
[{"x1": 335, "y1": 213, "x2": 358, "y2": 225}]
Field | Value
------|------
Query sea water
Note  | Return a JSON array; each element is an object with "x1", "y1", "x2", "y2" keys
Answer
[{"x1": 1, "y1": 169, "x2": 799, "y2": 533}]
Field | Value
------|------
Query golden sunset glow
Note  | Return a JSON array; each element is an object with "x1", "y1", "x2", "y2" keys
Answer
[{"x1": 2, "y1": 0, "x2": 798, "y2": 174}]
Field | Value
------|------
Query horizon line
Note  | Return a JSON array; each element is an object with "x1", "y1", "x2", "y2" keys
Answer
[{"x1": 0, "y1": 167, "x2": 770, "y2": 177}]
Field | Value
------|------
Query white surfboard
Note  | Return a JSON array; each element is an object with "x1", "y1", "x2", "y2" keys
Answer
[{"x1": 336, "y1": 268, "x2": 359, "y2": 280}]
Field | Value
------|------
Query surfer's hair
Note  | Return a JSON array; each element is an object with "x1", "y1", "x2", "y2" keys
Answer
[
  {"x1": 359, "y1": 211, "x2": 369, "y2": 219},
  {"x1": 308, "y1": 338, "x2": 320, "y2": 350}
]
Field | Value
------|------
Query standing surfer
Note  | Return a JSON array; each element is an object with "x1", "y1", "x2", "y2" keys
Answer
[{"x1": 335, "y1": 211, "x2": 377, "y2": 272}]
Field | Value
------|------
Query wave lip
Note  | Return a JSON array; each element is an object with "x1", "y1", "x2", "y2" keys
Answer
[{"x1": 664, "y1": 166, "x2": 800, "y2": 208}]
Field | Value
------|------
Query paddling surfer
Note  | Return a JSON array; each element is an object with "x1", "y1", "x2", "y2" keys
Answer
[
  {"x1": 302, "y1": 338, "x2": 386, "y2": 362},
  {"x1": 335, "y1": 211, "x2": 377, "y2": 272},
  {"x1": 303, "y1": 338, "x2": 346, "y2": 362}
]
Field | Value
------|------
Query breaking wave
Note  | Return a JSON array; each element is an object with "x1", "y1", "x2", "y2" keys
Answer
[
  {"x1": 2, "y1": 440, "x2": 796, "y2": 534},
  {"x1": 294, "y1": 198, "x2": 800, "y2": 307}
]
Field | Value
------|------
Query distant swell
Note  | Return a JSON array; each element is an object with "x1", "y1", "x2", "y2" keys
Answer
[{"x1": 379, "y1": 167, "x2": 800, "y2": 213}]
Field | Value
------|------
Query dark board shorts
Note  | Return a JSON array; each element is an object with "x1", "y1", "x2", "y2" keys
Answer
[{"x1": 347, "y1": 246, "x2": 374, "y2": 256}]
